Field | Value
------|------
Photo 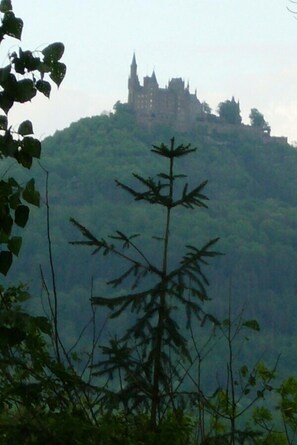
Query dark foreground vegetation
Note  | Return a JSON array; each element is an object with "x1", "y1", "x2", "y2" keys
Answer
[{"x1": 2, "y1": 1, "x2": 297, "y2": 443}]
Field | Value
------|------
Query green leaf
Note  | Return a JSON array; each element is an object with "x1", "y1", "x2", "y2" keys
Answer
[
  {"x1": 0, "y1": 129, "x2": 18, "y2": 157},
  {"x1": 12, "y1": 55, "x2": 25, "y2": 74},
  {"x1": 15, "y1": 79, "x2": 36, "y2": 103},
  {"x1": 37, "y1": 61, "x2": 51, "y2": 75},
  {"x1": 0, "y1": 0, "x2": 12, "y2": 13},
  {"x1": 0, "y1": 231, "x2": 8, "y2": 243},
  {"x1": 15, "y1": 205, "x2": 29, "y2": 227},
  {"x1": 0, "y1": 250, "x2": 12, "y2": 275},
  {"x1": 243, "y1": 320, "x2": 260, "y2": 332},
  {"x1": 0, "y1": 114, "x2": 7, "y2": 130},
  {"x1": 9, "y1": 191, "x2": 21, "y2": 209},
  {"x1": 34, "y1": 316, "x2": 52, "y2": 335},
  {"x1": 0, "y1": 72, "x2": 17, "y2": 96},
  {"x1": 0, "y1": 326, "x2": 26, "y2": 346},
  {"x1": 2, "y1": 11, "x2": 23, "y2": 40},
  {"x1": 15, "y1": 150, "x2": 32, "y2": 168},
  {"x1": 240, "y1": 365, "x2": 248, "y2": 377},
  {"x1": 22, "y1": 137, "x2": 41, "y2": 158},
  {"x1": 50, "y1": 61, "x2": 66, "y2": 87},
  {"x1": 18, "y1": 120, "x2": 33, "y2": 136},
  {"x1": 22, "y1": 179, "x2": 40, "y2": 206},
  {"x1": 0, "y1": 64, "x2": 11, "y2": 83},
  {"x1": 0, "y1": 214, "x2": 13, "y2": 236},
  {"x1": 36, "y1": 79, "x2": 51, "y2": 98},
  {"x1": 7, "y1": 177, "x2": 19, "y2": 187},
  {"x1": 0, "y1": 91, "x2": 13, "y2": 113},
  {"x1": 18, "y1": 288, "x2": 30, "y2": 302},
  {"x1": 42, "y1": 42, "x2": 65, "y2": 63},
  {"x1": 8, "y1": 236, "x2": 22, "y2": 256},
  {"x1": 19, "y1": 49, "x2": 40, "y2": 71},
  {"x1": 0, "y1": 179, "x2": 12, "y2": 197},
  {"x1": 249, "y1": 375, "x2": 256, "y2": 386}
]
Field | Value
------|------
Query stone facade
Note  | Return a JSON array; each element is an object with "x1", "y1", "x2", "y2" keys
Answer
[{"x1": 128, "y1": 54, "x2": 203, "y2": 131}]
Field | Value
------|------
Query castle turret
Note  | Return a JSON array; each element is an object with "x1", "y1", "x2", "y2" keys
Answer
[
  {"x1": 151, "y1": 70, "x2": 158, "y2": 86},
  {"x1": 128, "y1": 53, "x2": 140, "y2": 105},
  {"x1": 130, "y1": 53, "x2": 137, "y2": 78}
]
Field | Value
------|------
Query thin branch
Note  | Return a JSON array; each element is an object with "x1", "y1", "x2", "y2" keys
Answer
[{"x1": 39, "y1": 163, "x2": 60, "y2": 363}]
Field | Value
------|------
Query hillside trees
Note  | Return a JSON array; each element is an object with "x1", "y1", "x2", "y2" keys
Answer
[
  {"x1": 249, "y1": 108, "x2": 270, "y2": 133},
  {"x1": 218, "y1": 97, "x2": 242, "y2": 124}
]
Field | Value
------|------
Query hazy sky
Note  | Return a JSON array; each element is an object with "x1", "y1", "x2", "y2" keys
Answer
[{"x1": 6, "y1": 1, "x2": 297, "y2": 142}]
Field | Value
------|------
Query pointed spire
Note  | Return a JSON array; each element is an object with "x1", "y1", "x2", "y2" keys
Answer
[
  {"x1": 151, "y1": 69, "x2": 157, "y2": 84},
  {"x1": 131, "y1": 52, "x2": 137, "y2": 69},
  {"x1": 128, "y1": 52, "x2": 139, "y2": 104},
  {"x1": 130, "y1": 52, "x2": 138, "y2": 80}
]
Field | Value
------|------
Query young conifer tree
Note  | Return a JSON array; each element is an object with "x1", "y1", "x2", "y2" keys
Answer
[{"x1": 71, "y1": 138, "x2": 220, "y2": 430}]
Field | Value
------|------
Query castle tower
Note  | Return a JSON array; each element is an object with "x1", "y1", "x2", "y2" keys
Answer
[
  {"x1": 127, "y1": 55, "x2": 203, "y2": 131},
  {"x1": 151, "y1": 70, "x2": 158, "y2": 86},
  {"x1": 128, "y1": 53, "x2": 139, "y2": 105}
]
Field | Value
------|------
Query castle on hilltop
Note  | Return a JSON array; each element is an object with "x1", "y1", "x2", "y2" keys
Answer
[
  {"x1": 128, "y1": 54, "x2": 204, "y2": 131},
  {"x1": 127, "y1": 54, "x2": 288, "y2": 144}
]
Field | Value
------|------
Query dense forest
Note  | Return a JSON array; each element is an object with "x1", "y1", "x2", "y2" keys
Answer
[
  {"x1": 9, "y1": 104, "x2": 297, "y2": 365},
  {"x1": 3, "y1": 101, "x2": 297, "y2": 442}
]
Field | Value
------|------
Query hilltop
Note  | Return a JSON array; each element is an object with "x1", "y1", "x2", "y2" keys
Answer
[{"x1": 9, "y1": 105, "x2": 297, "y2": 372}]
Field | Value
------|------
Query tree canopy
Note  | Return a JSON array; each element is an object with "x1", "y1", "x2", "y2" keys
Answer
[
  {"x1": 249, "y1": 107, "x2": 270, "y2": 133},
  {"x1": 218, "y1": 97, "x2": 242, "y2": 124}
]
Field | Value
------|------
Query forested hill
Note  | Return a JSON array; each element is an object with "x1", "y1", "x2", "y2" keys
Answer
[{"x1": 10, "y1": 105, "x2": 297, "y2": 369}]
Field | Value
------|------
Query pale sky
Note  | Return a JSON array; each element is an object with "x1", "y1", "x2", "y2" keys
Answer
[{"x1": 6, "y1": 1, "x2": 297, "y2": 142}]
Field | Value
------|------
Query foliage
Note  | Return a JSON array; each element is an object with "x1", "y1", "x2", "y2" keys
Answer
[
  {"x1": 277, "y1": 376, "x2": 297, "y2": 443},
  {"x1": 0, "y1": 0, "x2": 66, "y2": 275},
  {"x1": 202, "y1": 310, "x2": 275, "y2": 444},
  {"x1": 98, "y1": 411, "x2": 194, "y2": 445},
  {"x1": 0, "y1": 3, "x2": 100, "y2": 445},
  {"x1": 218, "y1": 97, "x2": 242, "y2": 124},
  {"x1": 249, "y1": 108, "x2": 270, "y2": 132},
  {"x1": 0, "y1": 284, "x2": 101, "y2": 445}
]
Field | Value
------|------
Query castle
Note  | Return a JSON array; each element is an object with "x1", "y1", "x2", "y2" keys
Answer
[
  {"x1": 128, "y1": 54, "x2": 204, "y2": 131},
  {"x1": 127, "y1": 54, "x2": 288, "y2": 144}
]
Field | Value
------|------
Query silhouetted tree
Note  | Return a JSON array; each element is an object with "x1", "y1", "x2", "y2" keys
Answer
[
  {"x1": 249, "y1": 108, "x2": 270, "y2": 133},
  {"x1": 218, "y1": 97, "x2": 242, "y2": 124},
  {"x1": 71, "y1": 138, "x2": 221, "y2": 431}
]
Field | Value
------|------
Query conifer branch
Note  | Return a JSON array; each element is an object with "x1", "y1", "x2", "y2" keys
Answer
[
  {"x1": 70, "y1": 218, "x2": 162, "y2": 278},
  {"x1": 168, "y1": 238, "x2": 221, "y2": 287},
  {"x1": 116, "y1": 176, "x2": 170, "y2": 206},
  {"x1": 172, "y1": 180, "x2": 209, "y2": 209},
  {"x1": 151, "y1": 139, "x2": 196, "y2": 158}
]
